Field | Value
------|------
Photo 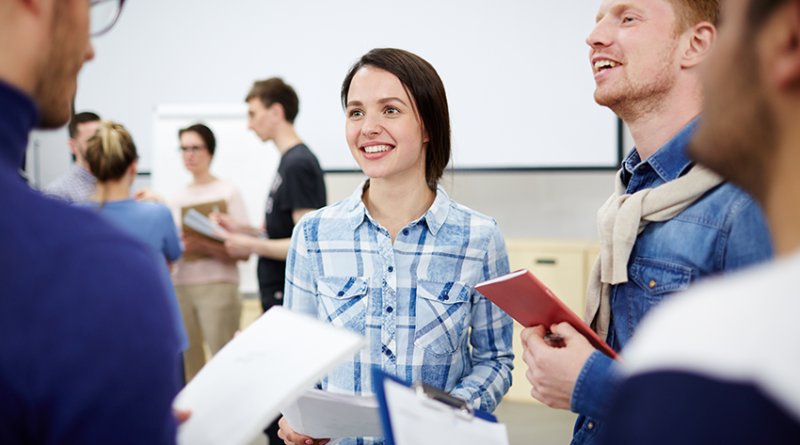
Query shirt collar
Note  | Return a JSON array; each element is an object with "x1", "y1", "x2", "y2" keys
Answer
[
  {"x1": 71, "y1": 163, "x2": 97, "y2": 183},
  {"x1": 0, "y1": 79, "x2": 40, "y2": 172},
  {"x1": 347, "y1": 180, "x2": 451, "y2": 236},
  {"x1": 622, "y1": 117, "x2": 700, "y2": 183}
]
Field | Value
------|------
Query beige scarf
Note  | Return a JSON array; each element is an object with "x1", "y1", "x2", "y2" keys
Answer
[{"x1": 584, "y1": 164, "x2": 724, "y2": 341}]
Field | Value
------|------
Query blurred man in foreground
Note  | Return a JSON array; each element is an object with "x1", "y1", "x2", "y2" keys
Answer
[{"x1": 0, "y1": 0, "x2": 181, "y2": 442}]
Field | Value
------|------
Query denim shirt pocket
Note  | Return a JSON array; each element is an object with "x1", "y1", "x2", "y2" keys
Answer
[
  {"x1": 628, "y1": 257, "x2": 692, "y2": 325},
  {"x1": 414, "y1": 280, "x2": 472, "y2": 356},
  {"x1": 317, "y1": 276, "x2": 369, "y2": 333}
]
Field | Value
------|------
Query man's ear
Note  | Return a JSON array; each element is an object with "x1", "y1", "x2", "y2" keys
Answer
[
  {"x1": 764, "y1": 0, "x2": 800, "y2": 91},
  {"x1": 268, "y1": 103, "x2": 287, "y2": 122},
  {"x1": 68, "y1": 138, "x2": 79, "y2": 157},
  {"x1": 682, "y1": 21, "x2": 716, "y2": 69}
]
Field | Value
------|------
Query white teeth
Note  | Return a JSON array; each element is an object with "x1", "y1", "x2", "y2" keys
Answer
[
  {"x1": 594, "y1": 59, "x2": 619, "y2": 70},
  {"x1": 363, "y1": 145, "x2": 393, "y2": 153}
]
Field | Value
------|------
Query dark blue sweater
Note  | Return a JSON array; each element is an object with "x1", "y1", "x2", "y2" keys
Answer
[{"x1": 0, "y1": 82, "x2": 179, "y2": 443}]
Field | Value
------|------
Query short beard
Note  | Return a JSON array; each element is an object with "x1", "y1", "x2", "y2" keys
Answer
[
  {"x1": 33, "y1": 1, "x2": 82, "y2": 129},
  {"x1": 688, "y1": 39, "x2": 776, "y2": 203},
  {"x1": 594, "y1": 40, "x2": 679, "y2": 123}
]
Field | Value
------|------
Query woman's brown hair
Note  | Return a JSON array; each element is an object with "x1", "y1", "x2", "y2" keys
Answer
[{"x1": 341, "y1": 48, "x2": 451, "y2": 191}]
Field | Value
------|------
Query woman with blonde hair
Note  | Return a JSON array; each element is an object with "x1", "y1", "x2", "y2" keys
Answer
[{"x1": 79, "y1": 119, "x2": 189, "y2": 368}]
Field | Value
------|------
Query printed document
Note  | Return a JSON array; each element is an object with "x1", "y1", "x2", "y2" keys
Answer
[{"x1": 173, "y1": 307, "x2": 365, "y2": 445}]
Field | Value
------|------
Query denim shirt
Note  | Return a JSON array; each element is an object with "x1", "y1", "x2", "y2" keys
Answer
[
  {"x1": 284, "y1": 182, "x2": 514, "y2": 445},
  {"x1": 570, "y1": 118, "x2": 773, "y2": 445}
]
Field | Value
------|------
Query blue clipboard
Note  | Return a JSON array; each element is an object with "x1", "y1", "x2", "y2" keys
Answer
[{"x1": 373, "y1": 369, "x2": 497, "y2": 445}]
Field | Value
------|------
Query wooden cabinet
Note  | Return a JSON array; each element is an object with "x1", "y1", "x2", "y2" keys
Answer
[{"x1": 501, "y1": 238, "x2": 600, "y2": 404}]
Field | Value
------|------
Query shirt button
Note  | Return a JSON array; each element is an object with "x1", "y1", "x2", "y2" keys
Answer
[
  {"x1": 402, "y1": 229, "x2": 409, "y2": 236},
  {"x1": 442, "y1": 294, "x2": 450, "y2": 301},
  {"x1": 649, "y1": 280, "x2": 656, "y2": 289},
  {"x1": 384, "y1": 348, "x2": 392, "y2": 357},
  {"x1": 337, "y1": 291, "x2": 345, "y2": 296},
  {"x1": 388, "y1": 266, "x2": 394, "y2": 273},
  {"x1": 386, "y1": 307, "x2": 393, "y2": 313},
  {"x1": 587, "y1": 421, "x2": 595, "y2": 430}
]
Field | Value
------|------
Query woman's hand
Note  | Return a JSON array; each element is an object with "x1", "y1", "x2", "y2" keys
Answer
[
  {"x1": 132, "y1": 187, "x2": 166, "y2": 203},
  {"x1": 182, "y1": 233, "x2": 213, "y2": 255},
  {"x1": 277, "y1": 416, "x2": 330, "y2": 445},
  {"x1": 210, "y1": 212, "x2": 246, "y2": 234}
]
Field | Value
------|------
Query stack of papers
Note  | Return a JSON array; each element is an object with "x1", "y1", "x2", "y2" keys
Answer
[
  {"x1": 281, "y1": 389, "x2": 382, "y2": 439},
  {"x1": 183, "y1": 208, "x2": 227, "y2": 242},
  {"x1": 173, "y1": 307, "x2": 365, "y2": 445}
]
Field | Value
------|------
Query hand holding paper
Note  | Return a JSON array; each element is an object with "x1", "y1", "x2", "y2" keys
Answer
[
  {"x1": 520, "y1": 323, "x2": 596, "y2": 409},
  {"x1": 281, "y1": 389, "x2": 381, "y2": 440},
  {"x1": 173, "y1": 307, "x2": 365, "y2": 445},
  {"x1": 183, "y1": 208, "x2": 227, "y2": 242}
]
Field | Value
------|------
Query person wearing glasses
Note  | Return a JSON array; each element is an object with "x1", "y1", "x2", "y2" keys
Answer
[
  {"x1": 167, "y1": 123, "x2": 249, "y2": 383},
  {"x1": 0, "y1": 0, "x2": 185, "y2": 443}
]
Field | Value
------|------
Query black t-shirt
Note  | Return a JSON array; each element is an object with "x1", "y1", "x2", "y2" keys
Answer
[{"x1": 258, "y1": 143, "x2": 326, "y2": 295}]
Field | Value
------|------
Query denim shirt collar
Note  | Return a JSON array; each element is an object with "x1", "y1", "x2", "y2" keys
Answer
[
  {"x1": 622, "y1": 117, "x2": 700, "y2": 185},
  {"x1": 346, "y1": 180, "x2": 450, "y2": 236}
]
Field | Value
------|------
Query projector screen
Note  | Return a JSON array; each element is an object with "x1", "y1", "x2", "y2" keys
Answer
[{"x1": 76, "y1": 0, "x2": 619, "y2": 172}]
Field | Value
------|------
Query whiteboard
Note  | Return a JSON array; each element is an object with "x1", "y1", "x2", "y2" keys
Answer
[
  {"x1": 152, "y1": 105, "x2": 280, "y2": 294},
  {"x1": 75, "y1": 0, "x2": 619, "y2": 173}
]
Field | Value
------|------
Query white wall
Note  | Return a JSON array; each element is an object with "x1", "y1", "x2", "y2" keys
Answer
[
  {"x1": 74, "y1": 0, "x2": 618, "y2": 172},
  {"x1": 325, "y1": 170, "x2": 617, "y2": 240}
]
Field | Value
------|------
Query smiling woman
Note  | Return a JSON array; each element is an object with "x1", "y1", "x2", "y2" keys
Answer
[{"x1": 278, "y1": 48, "x2": 515, "y2": 445}]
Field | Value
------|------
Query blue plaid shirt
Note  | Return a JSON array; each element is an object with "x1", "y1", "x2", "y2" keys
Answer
[{"x1": 285, "y1": 182, "x2": 514, "y2": 445}]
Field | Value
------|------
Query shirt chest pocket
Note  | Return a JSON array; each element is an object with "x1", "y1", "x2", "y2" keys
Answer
[
  {"x1": 317, "y1": 276, "x2": 369, "y2": 333},
  {"x1": 414, "y1": 280, "x2": 472, "y2": 356},
  {"x1": 628, "y1": 258, "x2": 692, "y2": 319}
]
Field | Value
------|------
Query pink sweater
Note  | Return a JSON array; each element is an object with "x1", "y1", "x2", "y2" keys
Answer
[{"x1": 168, "y1": 179, "x2": 248, "y2": 285}]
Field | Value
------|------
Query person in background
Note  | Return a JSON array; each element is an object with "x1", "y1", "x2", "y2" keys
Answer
[
  {"x1": 599, "y1": 0, "x2": 800, "y2": 442},
  {"x1": 518, "y1": 1, "x2": 772, "y2": 443},
  {"x1": 168, "y1": 123, "x2": 249, "y2": 382},
  {"x1": 214, "y1": 78, "x2": 326, "y2": 314},
  {"x1": 278, "y1": 48, "x2": 514, "y2": 445},
  {"x1": 211, "y1": 78, "x2": 327, "y2": 444},
  {"x1": 43, "y1": 110, "x2": 101, "y2": 203},
  {"x1": 0, "y1": 0, "x2": 184, "y2": 442},
  {"x1": 78, "y1": 119, "x2": 189, "y2": 372}
]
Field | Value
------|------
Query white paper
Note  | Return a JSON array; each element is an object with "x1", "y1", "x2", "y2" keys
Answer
[
  {"x1": 281, "y1": 389, "x2": 381, "y2": 439},
  {"x1": 173, "y1": 307, "x2": 365, "y2": 445},
  {"x1": 184, "y1": 208, "x2": 227, "y2": 241},
  {"x1": 383, "y1": 380, "x2": 510, "y2": 445}
]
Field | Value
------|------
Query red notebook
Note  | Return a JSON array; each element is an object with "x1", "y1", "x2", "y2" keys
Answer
[{"x1": 475, "y1": 269, "x2": 618, "y2": 359}]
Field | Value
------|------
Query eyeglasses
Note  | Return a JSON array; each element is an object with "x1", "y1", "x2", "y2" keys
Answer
[
  {"x1": 90, "y1": 0, "x2": 126, "y2": 37},
  {"x1": 180, "y1": 145, "x2": 208, "y2": 154}
]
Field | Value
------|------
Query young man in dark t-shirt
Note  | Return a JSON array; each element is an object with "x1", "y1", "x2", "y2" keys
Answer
[
  {"x1": 216, "y1": 77, "x2": 325, "y2": 445},
  {"x1": 217, "y1": 77, "x2": 326, "y2": 313}
]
